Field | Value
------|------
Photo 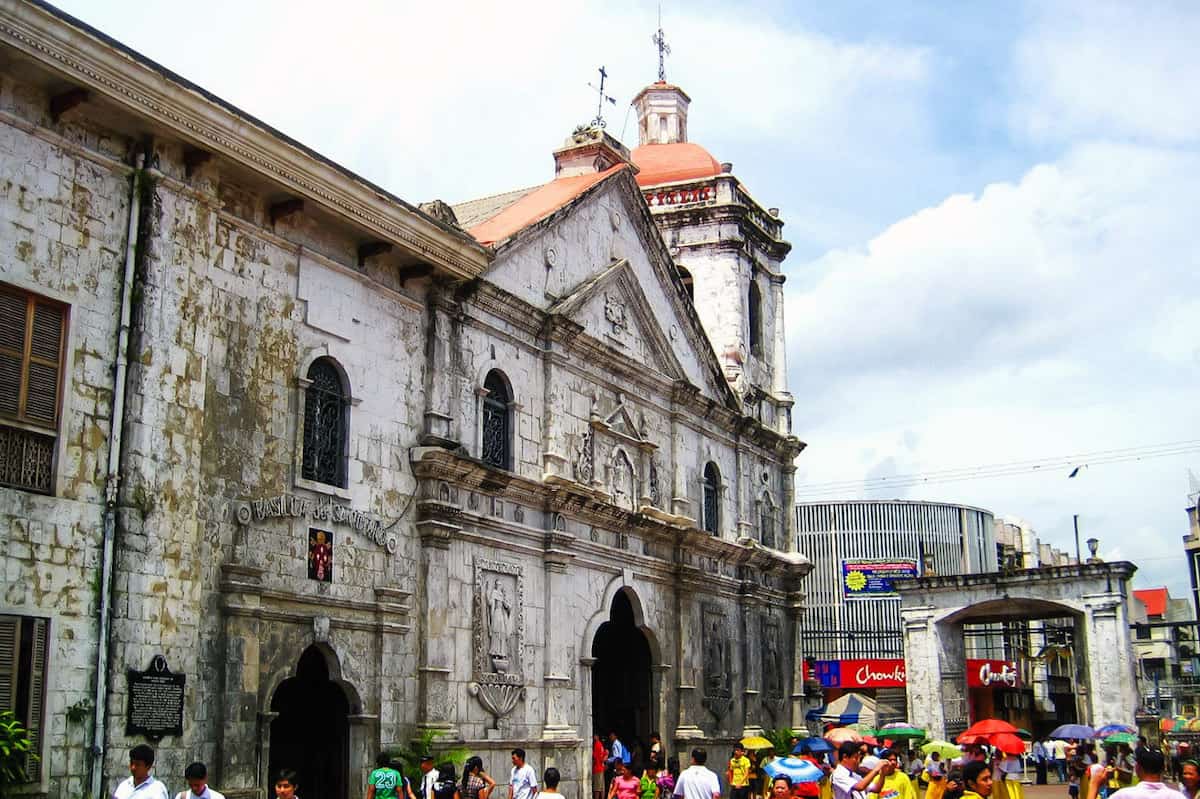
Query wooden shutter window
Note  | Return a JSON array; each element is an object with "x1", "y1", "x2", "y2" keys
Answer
[
  {"x1": 0, "y1": 616, "x2": 48, "y2": 783},
  {"x1": 23, "y1": 618, "x2": 47, "y2": 781},
  {"x1": 0, "y1": 287, "x2": 66, "y2": 429},
  {"x1": 0, "y1": 616, "x2": 16, "y2": 712},
  {"x1": 0, "y1": 291, "x2": 25, "y2": 419}
]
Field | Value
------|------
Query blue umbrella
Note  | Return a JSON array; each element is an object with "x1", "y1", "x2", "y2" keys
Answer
[
  {"x1": 763, "y1": 757, "x2": 824, "y2": 784},
  {"x1": 1094, "y1": 724, "x2": 1136, "y2": 739},
  {"x1": 793, "y1": 738, "x2": 834, "y2": 755},
  {"x1": 1050, "y1": 724, "x2": 1095, "y2": 739}
]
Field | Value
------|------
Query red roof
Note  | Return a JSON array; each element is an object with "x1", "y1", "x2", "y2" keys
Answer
[
  {"x1": 631, "y1": 142, "x2": 723, "y2": 187},
  {"x1": 468, "y1": 166, "x2": 626, "y2": 246},
  {"x1": 1134, "y1": 587, "x2": 1169, "y2": 617}
]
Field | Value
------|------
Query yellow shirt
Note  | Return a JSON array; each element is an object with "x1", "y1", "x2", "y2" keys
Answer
[
  {"x1": 870, "y1": 772, "x2": 916, "y2": 799},
  {"x1": 729, "y1": 756, "x2": 751, "y2": 788}
]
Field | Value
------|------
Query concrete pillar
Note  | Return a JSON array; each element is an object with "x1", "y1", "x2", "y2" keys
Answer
[
  {"x1": 788, "y1": 590, "x2": 807, "y2": 730},
  {"x1": 421, "y1": 286, "x2": 461, "y2": 448},
  {"x1": 1081, "y1": 593, "x2": 1139, "y2": 725},
  {"x1": 218, "y1": 562, "x2": 265, "y2": 794},
  {"x1": 901, "y1": 606, "x2": 946, "y2": 739},
  {"x1": 541, "y1": 531, "x2": 576, "y2": 740},
  {"x1": 674, "y1": 582, "x2": 704, "y2": 739},
  {"x1": 769, "y1": 275, "x2": 793, "y2": 436},
  {"x1": 416, "y1": 521, "x2": 458, "y2": 736}
]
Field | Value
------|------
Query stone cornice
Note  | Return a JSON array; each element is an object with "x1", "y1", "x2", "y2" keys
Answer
[
  {"x1": 1, "y1": 0, "x2": 491, "y2": 280},
  {"x1": 410, "y1": 447, "x2": 809, "y2": 579}
]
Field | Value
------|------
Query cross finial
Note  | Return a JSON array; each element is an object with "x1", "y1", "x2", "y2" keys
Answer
[
  {"x1": 651, "y1": 4, "x2": 671, "y2": 81},
  {"x1": 588, "y1": 66, "x2": 616, "y2": 128}
]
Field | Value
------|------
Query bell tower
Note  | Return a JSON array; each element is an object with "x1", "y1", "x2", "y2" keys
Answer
[{"x1": 633, "y1": 82, "x2": 691, "y2": 146}]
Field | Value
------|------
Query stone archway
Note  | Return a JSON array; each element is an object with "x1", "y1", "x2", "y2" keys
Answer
[
  {"x1": 268, "y1": 645, "x2": 351, "y2": 799},
  {"x1": 899, "y1": 562, "x2": 1138, "y2": 740},
  {"x1": 592, "y1": 589, "x2": 654, "y2": 764}
]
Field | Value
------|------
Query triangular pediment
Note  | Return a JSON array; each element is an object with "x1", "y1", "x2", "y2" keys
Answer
[{"x1": 550, "y1": 260, "x2": 686, "y2": 381}]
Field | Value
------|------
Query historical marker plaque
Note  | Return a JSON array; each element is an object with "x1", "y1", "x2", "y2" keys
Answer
[{"x1": 125, "y1": 655, "x2": 185, "y2": 738}]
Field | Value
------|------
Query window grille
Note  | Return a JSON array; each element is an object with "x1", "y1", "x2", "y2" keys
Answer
[
  {"x1": 0, "y1": 285, "x2": 66, "y2": 495},
  {"x1": 703, "y1": 463, "x2": 719, "y2": 534},
  {"x1": 481, "y1": 371, "x2": 510, "y2": 469},
  {"x1": 301, "y1": 358, "x2": 347, "y2": 487}
]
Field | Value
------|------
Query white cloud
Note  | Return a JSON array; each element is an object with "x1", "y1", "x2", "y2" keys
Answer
[{"x1": 1012, "y1": 2, "x2": 1200, "y2": 144}]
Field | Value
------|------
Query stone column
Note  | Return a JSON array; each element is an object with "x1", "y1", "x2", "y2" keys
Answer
[
  {"x1": 674, "y1": 578, "x2": 705, "y2": 739},
  {"x1": 787, "y1": 589, "x2": 808, "y2": 730},
  {"x1": 541, "y1": 530, "x2": 576, "y2": 740},
  {"x1": 781, "y1": 463, "x2": 797, "y2": 553},
  {"x1": 348, "y1": 714, "x2": 378, "y2": 796},
  {"x1": 1081, "y1": 594, "x2": 1139, "y2": 726},
  {"x1": 416, "y1": 520, "x2": 459, "y2": 736},
  {"x1": 421, "y1": 285, "x2": 461, "y2": 448},
  {"x1": 769, "y1": 275, "x2": 793, "y2": 435},
  {"x1": 740, "y1": 598, "x2": 762, "y2": 736},
  {"x1": 901, "y1": 606, "x2": 947, "y2": 739},
  {"x1": 218, "y1": 562, "x2": 265, "y2": 793}
]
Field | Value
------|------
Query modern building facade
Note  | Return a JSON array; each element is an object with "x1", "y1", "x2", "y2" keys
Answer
[
  {"x1": 0, "y1": 5, "x2": 808, "y2": 799},
  {"x1": 1131, "y1": 586, "x2": 1200, "y2": 718}
]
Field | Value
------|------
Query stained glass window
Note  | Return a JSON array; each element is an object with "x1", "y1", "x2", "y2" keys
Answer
[
  {"x1": 703, "y1": 462, "x2": 719, "y2": 534},
  {"x1": 301, "y1": 358, "x2": 347, "y2": 487},
  {"x1": 481, "y1": 370, "x2": 510, "y2": 469}
]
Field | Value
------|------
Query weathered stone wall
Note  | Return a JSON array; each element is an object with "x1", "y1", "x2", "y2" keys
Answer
[{"x1": 0, "y1": 71, "x2": 135, "y2": 799}]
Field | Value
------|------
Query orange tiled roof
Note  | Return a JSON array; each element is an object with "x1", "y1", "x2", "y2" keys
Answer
[
  {"x1": 631, "y1": 142, "x2": 723, "y2": 187},
  {"x1": 468, "y1": 165, "x2": 627, "y2": 246},
  {"x1": 1134, "y1": 587, "x2": 1169, "y2": 617}
]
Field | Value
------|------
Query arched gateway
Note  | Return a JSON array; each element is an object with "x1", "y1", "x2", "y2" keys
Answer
[
  {"x1": 268, "y1": 646, "x2": 352, "y2": 799},
  {"x1": 592, "y1": 590, "x2": 654, "y2": 755},
  {"x1": 898, "y1": 561, "x2": 1138, "y2": 740}
]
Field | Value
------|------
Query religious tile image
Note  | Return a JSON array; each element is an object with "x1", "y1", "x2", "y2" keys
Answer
[{"x1": 307, "y1": 528, "x2": 333, "y2": 582}]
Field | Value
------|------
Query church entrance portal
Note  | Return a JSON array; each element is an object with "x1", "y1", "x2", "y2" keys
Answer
[
  {"x1": 269, "y1": 646, "x2": 350, "y2": 799},
  {"x1": 592, "y1": 590, "x2": 653, "y2": 762}
]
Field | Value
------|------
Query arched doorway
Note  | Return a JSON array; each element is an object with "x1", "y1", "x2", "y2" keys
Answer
[
  {"x1": 592, "y1": 590, "x2": 653, "y2": 764},
  {"x1": 269, "y1": 646, "x2": 350, "y2": 799}
]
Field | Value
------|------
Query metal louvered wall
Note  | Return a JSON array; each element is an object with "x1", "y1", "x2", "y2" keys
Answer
[{"x1": 795, "y1": 500, "x2": 997, "y2": 661}]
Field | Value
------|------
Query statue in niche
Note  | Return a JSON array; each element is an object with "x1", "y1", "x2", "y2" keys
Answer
[
  {"x1": 610, "y1": 450, "x2": 635, "y2": 510},
  {"x1": 764, "y1": 629, "x2": 782, "y2": 696},
  {"x1": 487, "y1": 578, "x2": 513, "y2": 671},
  {"x1": 705, "y1": 619, "x2": 729, "y2": 694}
]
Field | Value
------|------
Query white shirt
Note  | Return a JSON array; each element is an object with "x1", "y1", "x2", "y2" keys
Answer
[
  {"x1": 832, "y1": 764, "x2": 863, "y2": 799},
  {"x1": 673, "y1": 764, "x2": 721, "y2": 799},
  {"x1": 114, "y1": 775, "x2": 171, "y2": 799},
  {"x1": 422, "y1": 769, "x2": 440, "y2": 799},
  {"x1": 510, "y1": 763, "x2": 538, "y2": 799},
  {"x1": 176, "y1": 788, "x2": 226, "y2": 799},
  {"x1": 1110, "y1": 782, "x2": 1189, "y2": 799}
]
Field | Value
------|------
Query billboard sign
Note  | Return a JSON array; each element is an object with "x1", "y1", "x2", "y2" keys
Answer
[
  {"x1": 841, "y1": 558, "x2": 920, "y2": 599},
  {"x1": 813, "y1": 659, "x2": 907, "y2": 688},
  {"x1": 966, "y1": 658, "x2": 1020, "y2": 688}
]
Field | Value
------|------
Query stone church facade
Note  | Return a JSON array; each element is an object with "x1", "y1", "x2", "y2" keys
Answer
[{"x1": 0, "y1": 4, "x2": 808, "y2": 799}]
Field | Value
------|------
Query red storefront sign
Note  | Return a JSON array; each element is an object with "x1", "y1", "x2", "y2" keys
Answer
[
  {"x1": 966, "y1": 659, "x2": 1019, "y2": 688},
  {"x1": 813, "y1": 659, "x2": 907, "y2": 688}
]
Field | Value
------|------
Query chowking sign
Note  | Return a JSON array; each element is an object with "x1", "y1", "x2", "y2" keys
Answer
[
  {"x1": 967, "y1": 659, "x2": 1019, "y2": 688},
  {"x1": 813, "y1": 659, "x2": 907, "y2": 688}
]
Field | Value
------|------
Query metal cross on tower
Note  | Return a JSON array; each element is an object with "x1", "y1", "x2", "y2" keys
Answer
[
  {"x1": 588, "y1": 66, "x2": 616, "y2": 128},
  {"x1": 651, "y1": 5, "x2": 671, "y2": 81}
]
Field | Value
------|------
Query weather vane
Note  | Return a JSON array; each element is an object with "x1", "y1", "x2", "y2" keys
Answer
[
  {"x1": 651, "y1": 4, "x2": 670, "y2": 81},
  {"x1": 588, "y1": 66, "x2": 616, "y2": 128}
]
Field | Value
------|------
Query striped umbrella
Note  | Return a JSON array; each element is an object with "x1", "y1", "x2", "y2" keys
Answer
[{"x1": 1094, "y1": 724, "x2": 1136, "y2": 738}]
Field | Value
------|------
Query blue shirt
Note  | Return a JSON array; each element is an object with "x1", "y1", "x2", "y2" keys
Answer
[{"x1": 611, "y1": 739, "x2": 631, "y2": 764}]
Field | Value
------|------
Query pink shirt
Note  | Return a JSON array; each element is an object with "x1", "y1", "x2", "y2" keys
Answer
[{"x1": 613, "y1": 776, "x2": 641, "y2": 799}]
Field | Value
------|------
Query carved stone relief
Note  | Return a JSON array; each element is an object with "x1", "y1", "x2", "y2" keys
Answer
[
  {"x1": 574, "y1": 427, "x2": 595, "y2": 483},
  {"x1": 471, "y1": 558, "x2": 526, "y2": 728},
  {"x1": 608, "y1": 447, "x2": 637, "y2": 511},
  {"x1": 761, "y1": 615, "x2": 784, "y2": 717},
  {"x1": 702, "y1": 603, "x2": 733, "y2": 720},
  {"x1": 604, "y1": 292, "x2": 628, "y2": 335}
]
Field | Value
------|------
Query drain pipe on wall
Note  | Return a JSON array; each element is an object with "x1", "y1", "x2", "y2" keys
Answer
[{"x1": 91, "y1": 152, "x2": 144, "y2": 799}]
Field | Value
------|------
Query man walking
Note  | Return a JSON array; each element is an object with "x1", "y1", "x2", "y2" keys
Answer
[
  {"x1": 1033, "y1": 740, "x2": 1048, "y2": 785},
  {"x1": 420, "y1": 756, "x2": 439, "y2": 799},
  {"x1": 1108, "y1": 749, "x2": 1186, "y2": 799},
  {"x1": 674, "y1": 749, "x2": 721, "y2": 799},
  {"x1": 112, "y1": 744, "x2": 171, "y2": 799},
  {"x1": 175, "y1": 762, "x2": 225, "y2": 799},
  {"x1": 831, "y1": 742, "x2": 884, "y2": 799}
]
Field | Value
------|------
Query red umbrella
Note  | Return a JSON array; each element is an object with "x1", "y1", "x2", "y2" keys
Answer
[
  {"x1": 959, "y1": 719, "x2": 1019, "y2": 739},
  {"x1": 990, "y1": 733, "x2": 1026, "y2": 755},
  {"x1": 824, "y1": 728, "x2": 863, "y2": 744}
]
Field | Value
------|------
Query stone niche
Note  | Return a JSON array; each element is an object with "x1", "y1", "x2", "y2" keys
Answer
[{"x1": 470, "y1": 557, "x2": 526, "y2": 732}]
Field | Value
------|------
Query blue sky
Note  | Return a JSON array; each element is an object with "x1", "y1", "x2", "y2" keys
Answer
[{"x1": 50, "y1": 0, "x2": 1200, "y2": 598}]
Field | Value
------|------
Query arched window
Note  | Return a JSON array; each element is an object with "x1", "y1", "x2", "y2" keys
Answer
[
  {"x1": 302, "y1": 358, "x2": 348, "y2": 488},
  {"x1": 481, "y1": 370, "x2": 511, "y2": 470},
  {"x1": 677, "y1": 265, "x2": 695, "y2": 301},
  {"x1": 748, "y1": 280, "x2": 763, "y2": 356},
  {"x1": 702, "y1": 462, "x2": 720, "y2": 535}
]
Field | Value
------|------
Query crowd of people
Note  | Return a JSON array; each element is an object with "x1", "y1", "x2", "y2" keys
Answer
[{"x1": 106, "y1": 732, "x2": 1200, "y2": 799}]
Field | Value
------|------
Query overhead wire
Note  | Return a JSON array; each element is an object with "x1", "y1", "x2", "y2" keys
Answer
[{"x1": 794, "y1": 438, "x2": 1200, "y2": 499}]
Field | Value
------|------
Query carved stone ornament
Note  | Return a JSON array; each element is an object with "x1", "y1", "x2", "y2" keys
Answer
[
  {"x1": 648, "y1": 460, "x2": 662, "y2": 508},
  {"x1": 574, "y1": 427, "x2": 595, "y2": 483},
  {"x1": 607, "y1": 447, "x2": 637, "y2": 511},
  {"x1": 418, "y1": 199, "x2": 460, "y2": 229},
  {"x1": 473, "y1": 558, "x2": 525, "y2": 727},
  {"x1": 702, "y1": 603, "x2": 733, "y2": 720},
  {"x1": 761, "y1": 615, "x2": 784, "y2": 716},
  {"x1": 469, "y1": 681, "x2": 526, "y2": 729},
  {"x1": 604, "y1": 292, "x2": 627, "y2": 334}
]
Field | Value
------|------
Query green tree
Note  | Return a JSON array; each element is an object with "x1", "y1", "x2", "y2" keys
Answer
[
  {"x1": 386, "y1": 729, "x2": 470, "y2": 785},
  {"x1": 0, "y1": 710, "x2": 37, "y2": 798},
  {"x1": 763, "y1": 728, "x2": 798, "y2": 756}
]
